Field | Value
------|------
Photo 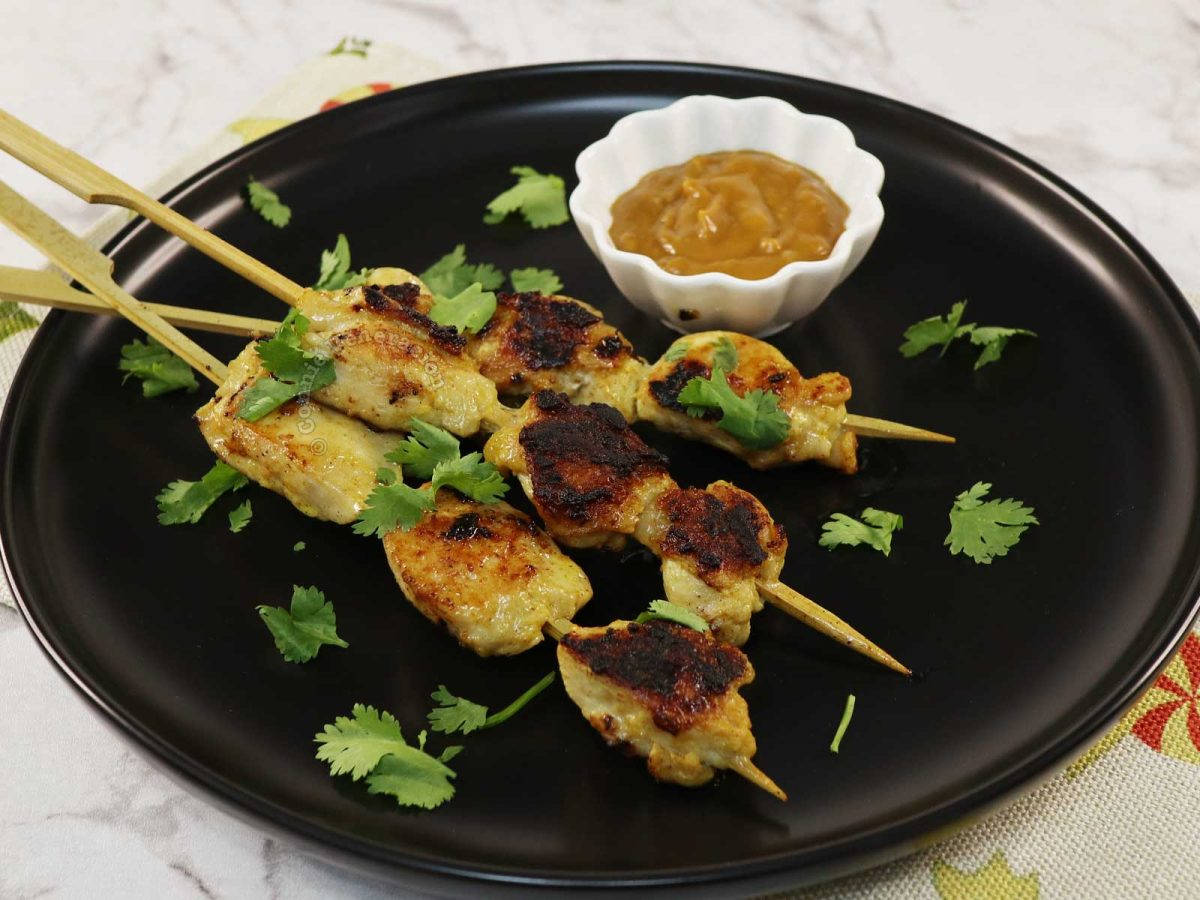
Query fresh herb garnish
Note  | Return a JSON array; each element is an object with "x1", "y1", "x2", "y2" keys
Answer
[
  {"x1": 946, "y1": 482, "x2": 1038, "y2": 564},
  {"x1": 830, "y1": 694, "x2": 856, "y2": 753},
  {"x1": 661, "y1": 340, "x2": 691, "y2": 363},
  {"x1": 119, "y1": 338, "x2": 198, "y2": 397},
  {"x1": 419, "y1": 245, "x2": 504, "y2": 299},
  {"x1": 634, "y1": 598, "x2": 710, "y2": 633},
  {"x1": 427, "y1": 672, "x2": 556, "y2": 736},
  {"x1": 483, "y1": 165, "x2": 569, "y2": 228},
  {"x1": 509, "y1": 267, "x2": 563, "y2": 294},
  {"x1": 292, "y1": 541, "x2": 306, "y2": 552},
  {"x1": 228, "y1": 499, "x2": 253, "y2": 533},
  {"x1": 244, "y1": 177, "x2": 291, "y2": 227},
  {"x1": 429, "y1": 282, "x2": 497, "y2": 334},
  {"x1": 819, "y1": 508, "x2": 904, "y2": 556},
  {"x1": 352, "y1": 481, "x2": 437, "y2": 537},
  {"x1": 315, "y1": 704, "x2": 458, "y2": 809},
  {"x1": 901, "y1": 301, "x2": 1036, "y2": 369},
  {"x1": 313, "y1": 233, "x2": 371, "y2": 290},
  {"x1": 428, "y1": 453, "x2": 509, "y2": 503},
  {"x1": 236, "y1": 309, "x2": 336, "y2": 422},
  {"x1": 257, "y1": 585, "x2": 348, "y2": 663},
  {"x1": 677, "y1": 369, "x2": 790, "y2": 450},
  {"x1": 156, "y1": 461, "x2": 248, "y2": 525},
  {"x1": 385, "y1": 418, "x2": 461, "y2": 479}
]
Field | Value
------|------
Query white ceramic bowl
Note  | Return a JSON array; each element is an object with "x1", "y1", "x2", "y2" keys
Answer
[{"x1": 570, "y1": 95, "x2": 885, "y2": 337}]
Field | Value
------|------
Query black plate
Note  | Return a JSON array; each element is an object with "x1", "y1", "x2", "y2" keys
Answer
[{"x1": 4, "y1": 62, "x2": 1200, "y2": 894}]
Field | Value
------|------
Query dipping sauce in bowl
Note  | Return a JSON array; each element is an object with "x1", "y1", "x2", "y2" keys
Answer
[{"x1": 608, "y1": 150, "x2": 849, "y2": 281}]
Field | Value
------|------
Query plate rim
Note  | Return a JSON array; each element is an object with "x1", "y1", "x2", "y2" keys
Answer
[{"x1": 4, "y1": 60, "x2": 1200, "y2": 892}]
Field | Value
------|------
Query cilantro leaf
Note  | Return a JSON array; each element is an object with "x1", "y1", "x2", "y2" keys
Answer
[
  {"x1": 483, "y1": 165, "x2": 569, "y2": 228},
  {"x1": 313, "y1": 233, "x2": 370, "y2": 290},
  {"x1": 509, "y1": 267, "x2": 563, "y2": 294},
  {"x1": 292, "y1": 541, "x2": 306, "y2": 552},
  {"x1": 429, "y1": 282, "x2": 497, "y2": 334},
  {"x1": 711, "y1": 336, "x2": 738, "y2": 373},
  {"x1": 635, "y1": 598, "x2": 711, "y2": 632},
  {"x1": 418, "y1": 245, "x2": 504, "y2": 299},
  {"x1": 968, "y1": 326, "x2": 1038, "y2": 370},
  {"x1": 236, "y1": 310, "x2": 336, "y2": 422},
  {"x1": 899, "y1": 300, "x2": 974, "y2": 358},
  {"x1": 428, "y1": 672, "x2": 556, "y2": 735},
  {"x1": 385, "y1": 418, "x2": 461, "y2": 479},
  {"x1": 946, "y1": 482, "x2": 1038, "y2": 564},
  {"x1": 830, "y1": 693, "x2": 856, "y2": 754},
  {"x1": 661, "y1": 340, "x2": 691, "y2": 363},
  {"x1": 819, "y1": 508, "x2": 904, "y2": 556},
  {"x1": 677, "y1": 369, "x2": 790, "y2": 450},
  {"x1": 257, "y1": 584, "x2": 348, "y2": 663},
  {"x1": 315, "y1": 703, "x2": 410, "y2": 780},
  {"x1": 352, "y1": 481, "x2": 437, "y2": 537},
  {"x1": 118, "y1": 338, "x2": 198, "y2": 397},
  {"x1": 365, "y1": 748, "x2": 457, "y2": 810},
  {"x1": 244, "y1": 177, "x2": 291, "y2": 227},
  {"x1": 156, "y1": 461, "x2": 248, "y2": 525},
  {"x1": 228, "y1": 499, "x2": 253, "y2": 533},
  {"x1": 430, "y1": 452, "x2": 509, "y2": 503}
]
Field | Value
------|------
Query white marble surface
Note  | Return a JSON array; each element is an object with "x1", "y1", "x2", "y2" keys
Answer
[{"x1": 1, "y1": 1, "x2": 1198, "y2": 896}]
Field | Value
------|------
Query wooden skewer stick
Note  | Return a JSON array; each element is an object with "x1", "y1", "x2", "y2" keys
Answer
[
  {"x1": 0, "y1": 180, "x2": 227, "y2": 385},
  {"x1": 541, "y1": 617, "x2": 787, "y2": 801},
  {"x1": 844, "y1": 413, "x2": 954, "y2": 444},
  {"x1": 756, "y1": 580, "x2": 911, "y2": 676},
  {"x1": 0, "y1": 108, "x2": 303, "y2": 306},
  {"x1": 0, "y1": 265, "x2": 280, "y2": 337}
]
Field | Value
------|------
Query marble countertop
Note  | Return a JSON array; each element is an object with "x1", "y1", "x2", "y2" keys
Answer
[{"x1": 2, "y1": 1, "x2": 1197, "y2": 896}]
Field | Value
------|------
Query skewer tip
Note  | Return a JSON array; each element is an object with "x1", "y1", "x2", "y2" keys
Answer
[
  {"x1": 730, "y1": 757, "x2": 787, "y2": 801},
  {"x1": 844, "y1": 413, "x2": 955, "y2": 444}
]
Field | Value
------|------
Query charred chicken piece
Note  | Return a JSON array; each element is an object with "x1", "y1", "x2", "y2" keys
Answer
[
  {"x1": 382, "y1": 489, "x2": 592, "y2": 656},
  {"x1": 483, "y1": 390, "x2": 674, "y2": 550},
  {"x1": 637, "y1": 331, "x2": 858, "y2": 472},
  {"x1": 557, "y1": 619, "x2": 785, "y2": 800},
  {"x1": 469, "y1": 291, "x2": 647, "y2": 421},
  {"x1": 195, "y1": 342, "x2": 398, "y2": 523}
]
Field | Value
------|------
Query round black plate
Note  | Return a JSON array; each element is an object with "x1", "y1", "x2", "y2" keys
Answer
[{"x1": 4, "y1": 63, "x2": 1200, "y2": 894}]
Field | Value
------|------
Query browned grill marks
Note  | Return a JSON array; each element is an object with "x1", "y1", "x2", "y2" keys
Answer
[
  {"x1": 648, "y1": 360, "x2": 720, "y2": 419},
  {"x1": 562, "y1": 621, "x2": 748, "y2": 734},
  {"x1": 498, "y1": 292, "x2": 601, "y2": 370},
  {"x1": 593, "y1": 334, "x2": 629, "y2": 359},
  {"x1": 659, "y1": 487, "x2": 769, "y2": 574},
  {"x1": 356, "y1": 284, "x2": 466, "y2": 354},
  {"x1": 519, "y1": 391, "x2": 668, "y2": 523},
  {"x1": 443, "y1": 512, "x2": 495, "y2": 541}
]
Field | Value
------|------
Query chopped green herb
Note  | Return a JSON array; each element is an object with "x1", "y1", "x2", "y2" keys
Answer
[
  {"x1": 156, "y1": 461, "x2": 248, "y2": 525},
  {"x1": 352, "y1": 481, "x2": 437, "y2": 537},
  {"x1": 385, "y1": 419, "x2": 461, "y2": 480},
  {"x1": 946, "y1": 482, "x2": 1038, "y2": 564},
  {"x1": 483, "y1": 165, "x2": 569, "y2": 228},
  {"x1": 257, "y1": 585, "x2": 348, "y2": 663},
  {"x1": 830, "y1": 694, "x2": 856, "y2": 753},
  {"x1": 661, "y1": 340, "x2": 691, "y2": 363},
  {"x1": 375, "y1": 466, "x2": 397, "y2": 486},
  {"x1": 427, "y1": 672, "x2": 556, "y2": 736},
  {"x1": 119, "y1": 338, "x2": 198, "y2": 397},
  {"x1": 292, "y1": 541, "x2": 306, "y2": 552},
  {"x1": 900, "y1": 301, "x2": 1036, "y2": 368},
  {"x1": 228, "y1": 499, "x2": 253, "y2": 533},
  {"x1": 429, "y1": 282, "x2": 497, "y2": 334},
  {"x1": 236, "y1": 310, "x2": 336, "y2": 422},
  {"x1": 677, "y1": 368, "x2": 790, "y2": 450},
  {"x1": 315, "y1": 704, "x2": 457, "y2": 809},
  {"x1": 430, "y1": 453, "x2": 509, "y2": 503},
  {"x1": 819, "y1": 508, "x2": 904, "y2": 556},
  {"x1": 711, "y1": 336, "x2": 738, "y2": 373},
  {"x1": 968, "y1": 326, "x2": 1038, "y2": 370},
  {"x1": 244, "y1": 177, "x2": 291, "y2": 227},
  {"x1": 313, "y1": 233, "x2": 371, "y2": 291},
  {"x1": 419, "y1": 245, "x2": 504, "y2": 299},
  {"x1": 634, "y1": 598, "x2": 710, "y2": 633},
  {"x1": 509, "y1": 267, "x2": 563, "y2": 294}
]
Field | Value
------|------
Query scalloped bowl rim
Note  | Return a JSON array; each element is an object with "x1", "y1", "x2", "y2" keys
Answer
[{"x1": 569, "y1": 94, "x2": 886, "y2": 292}]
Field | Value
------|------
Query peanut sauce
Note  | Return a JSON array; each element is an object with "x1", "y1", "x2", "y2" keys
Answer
[{"x1": 609, "y1": 150, "x2": 849, "y2": 280}]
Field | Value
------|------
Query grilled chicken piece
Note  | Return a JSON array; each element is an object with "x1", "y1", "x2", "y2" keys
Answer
[
  {"x1": 636, "y1": 331, "x2": 857, "y2": 472},
  {"x1": 382, "y1": 489, "x2": 592, "y2": 656},
  {"x1": 195, "y1": 343, "x2": 398, "y2": 523},
  {"x1": 469, "y1": 291, "x2": 647, "y2": 421},
  {"x1": 635, "y1": 481, "x2": 787, "y2": 645},
  {"x1": 293, "y1": 280, "x2": 510, "y2": 437},
  {"x1": 558, "y1": 619, "x2": 785, "y2": 799},
  {"x1": 483, "y1": 390, "x2": 674, "y2": 550}
]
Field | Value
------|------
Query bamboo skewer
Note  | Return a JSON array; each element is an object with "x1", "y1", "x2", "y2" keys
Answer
[
  {"x1": 0, "y1": 108, "x2": 303, "y2": 306},
  {"x1": 0, "y1": 181, "x2": 227, "y2": 385},
  {"x1": 0, "y1": 265, "x2": 280, "y2": 336},
  {"x1": 843, "y1": 413, "x2": 953, "y2": 444}
]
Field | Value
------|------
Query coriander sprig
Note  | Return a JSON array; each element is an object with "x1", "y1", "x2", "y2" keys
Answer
[
  {"x1": 945, "y1": 482, "x2": 1038, "y2": 564},
  {"x1": 119, "y1": 338, "x2": 198, "y2": 397},
  {"x1": 236, "y1": 309, "x2": 336, "y2": 422},
  {"x1": 258, "y1": 585, "x2": 348, "y2": 663},
  {"x1": 819, "y1": 508, "x2": 904, "y2": 556},
  {"x1": 900, "y1": 301, "x2": 1036, "y2": 369},
  {"x1": 676, "y1": 338, "x2": 790, "y2": 450},
  {"x1": 244, "y1": 177, "x2": 291, "y2": 227},
  {"x1": 483, "y1": 165, "x2": 569, "y2": 228},
  {"x1": 427, "y1": 672, "x2": 556, "y2": 736},
  {"x1": 634, "y1": 599, "x2": 710, "y2": 632}
]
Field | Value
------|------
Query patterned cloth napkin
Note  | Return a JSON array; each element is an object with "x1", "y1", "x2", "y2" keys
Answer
[{"x1": 1, "y1": 43, "x2": 1197, "y2": 900}]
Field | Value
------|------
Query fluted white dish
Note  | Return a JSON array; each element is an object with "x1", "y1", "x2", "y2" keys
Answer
[{"x1": 570, "y1": 95, "x2": 885, "y2": 337}]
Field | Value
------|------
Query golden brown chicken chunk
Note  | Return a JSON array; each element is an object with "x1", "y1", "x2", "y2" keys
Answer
[
  {"x1": 195, "y1": 343, "x2": 398, "y2": 523},
  {"x1": 382, "y1": 489, "x2": 592, "y2": 656},
  {"x1": 483, "y1": 390, "x2": 673, "y2": 550},
  {"x1": 635, "y1": 481, "x2": 787, "y2": 645},
  {"x1": 294, "y1": 281, "x2": 509, "y2": 437},
  {"x1": 468, "y1": 292, "x2": 647, "y2": 421},
  {"x1": 636, "y1": 331, "x2": 857, "y2": 472},
  {"x1": 558, "y1": 619, "x2": 784, "y2": 799}
]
